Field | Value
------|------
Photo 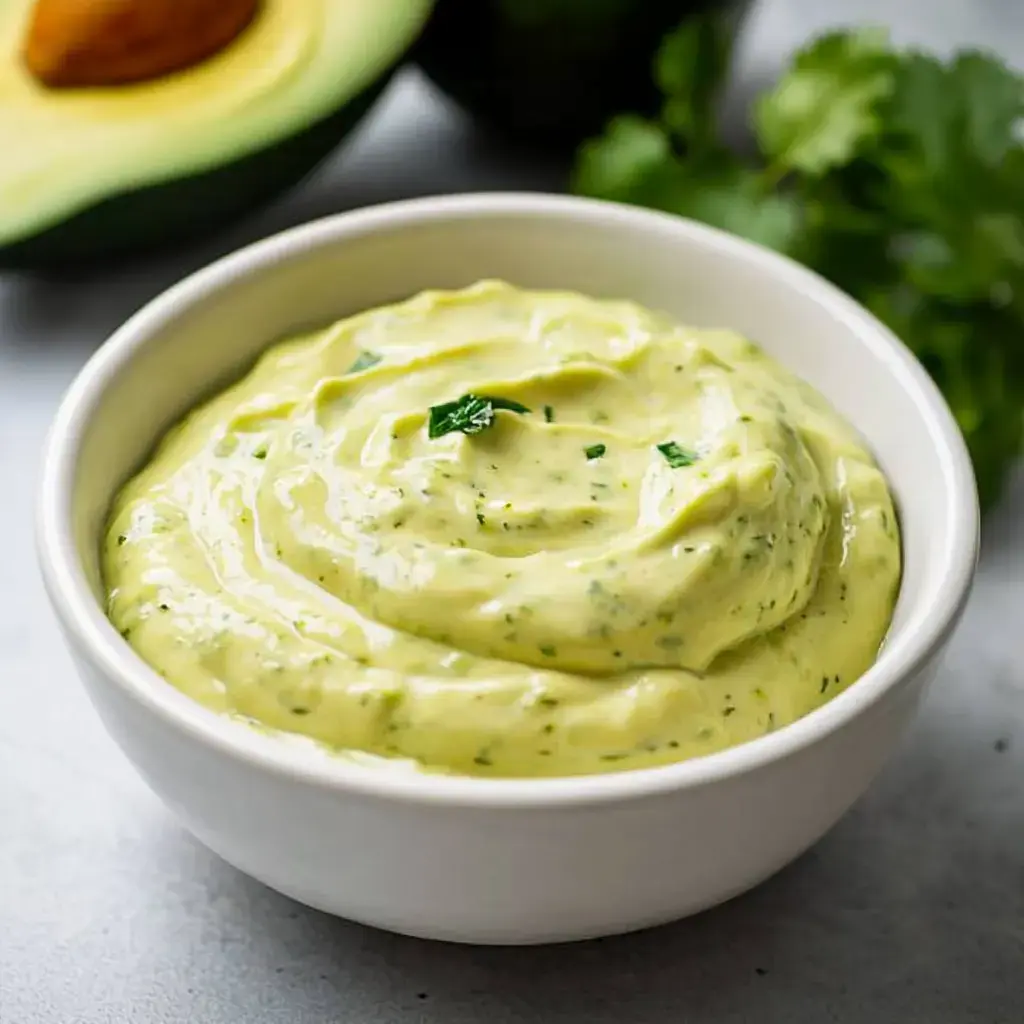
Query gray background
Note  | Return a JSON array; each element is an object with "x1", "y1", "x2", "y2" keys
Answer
[{"x1": 1, "y1": 1, "x2": 1021, "y2": 1021}]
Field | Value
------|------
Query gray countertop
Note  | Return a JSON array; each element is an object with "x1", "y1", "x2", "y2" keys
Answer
[{"x1": 1, "y1": 2, "x2": 1021, "y2": 1021}]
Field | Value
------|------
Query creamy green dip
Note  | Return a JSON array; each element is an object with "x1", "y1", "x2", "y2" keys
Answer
[{"x1": 103, "y1": 280, "x2": 901, "y2": 777}]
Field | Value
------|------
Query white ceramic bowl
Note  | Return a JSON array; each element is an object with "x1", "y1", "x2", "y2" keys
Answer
[{"x1": 37, "y1": 194, "x2": 979, "y2": 945}]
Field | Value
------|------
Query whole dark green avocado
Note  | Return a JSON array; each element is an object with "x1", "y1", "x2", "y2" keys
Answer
[{"x1": 414, "y1": 0, "x2": 754, "y2": 149}]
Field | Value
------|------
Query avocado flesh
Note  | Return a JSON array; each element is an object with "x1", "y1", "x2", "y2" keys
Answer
[
  {"x1": 0, "y1": 0, "x2": 432, "y2": 269},
  {"x1": 415, "y1": 0, "x2": 752, "y2": 150}
]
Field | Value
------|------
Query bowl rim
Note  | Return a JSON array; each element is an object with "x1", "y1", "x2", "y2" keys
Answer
[{"x1": 36, "y1": 192, "x2": 980, "y2": 809}]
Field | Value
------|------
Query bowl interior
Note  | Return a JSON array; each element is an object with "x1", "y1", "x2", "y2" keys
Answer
[{"x1": 52, "y1": 195, "x2": 977, "y2": 786}]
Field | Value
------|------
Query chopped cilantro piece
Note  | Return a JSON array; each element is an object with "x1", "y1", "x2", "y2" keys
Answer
[
  {"x1": 428, "y1": 394, "x2": 531, "y2": 439},
  {"x1": 656, "y1": 441, "x2": 699, "y2": 467}
]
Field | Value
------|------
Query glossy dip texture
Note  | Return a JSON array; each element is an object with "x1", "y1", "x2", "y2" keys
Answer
[{"x1": 102, "y1": 280, "x2": 902, "y2": 777}]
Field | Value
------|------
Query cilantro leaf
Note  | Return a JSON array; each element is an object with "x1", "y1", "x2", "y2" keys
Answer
[
  {"x1": 755, "y1": 28, "x2": 897, "y2": 177},
  {"x1": 793, "y1": 171, "x2": 898, "y2": 289},
  {"x1": 886, "y1": 50, "x2": 1024, "y2": 178},
  {"x1": 873, "y1": 54, "x2": 1024, "y2": 315},
  {"x1": 584, "y1": 443, "x2": 607, "y2": 460},
  {"x1": 427, "y1": 394, "x2": 531, "y2": 439},
  {"x1": 572, "y1": 115, "x2": 674, "y2": 203},
  {"x1": 865, "y1": 288, "x2": 1024, "y2": 509},
  {"x1": 576, "y1": 140, "x2": 802, "y2": 255},
  {"x1": 878, "y1": 52, "x2": 1024, "y2": 227},
  {"x1": 668, "y1": 166, "x2": 803, "y2": 253},
  {"x1": 895, "y1": 216, "x2": 1024, "y2": 306},
  {"x1": 655, "y1": 12, "x2": 736, "y2": 151},
  {"x1": 883, "y1": 52, "x2": 961, "y2": 182},
  {"x1": 656, "y1": 441, "x2": 699, "y2": 468},
  {"x1": 950, "y1": 51, "x2": 1024, "y2": 166}
]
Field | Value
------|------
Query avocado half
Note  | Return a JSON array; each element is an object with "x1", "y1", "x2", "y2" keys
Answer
[
  {"x1": 0, "y1": 0, "x2": 432, "y2": 271},
  {"x1": 414, "y1": 0, "x2": 753, "y2": 150}
]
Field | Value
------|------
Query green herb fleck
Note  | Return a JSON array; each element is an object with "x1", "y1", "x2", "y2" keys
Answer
[
  {"x1": 428, "y1": 393, "x2": 531, "y2": 439},
  {"x1": 585, "y1": 443, "x2": 607, "y2": 461},
  {"x1": 544, "y1": 405, "x2": 555, "y2": 422},
  {"x1": 252, "y1": 445, "x2": 268, "y2": 460},
  {"x1": 539, "y1": 645, "x2": 557, "y2": 658},
  {"x1": 656, "y1": 441, "x2": 699, "y2": 468},
  {"x1": 347, "y1": 350, "x2": 382, "y2": 374}
]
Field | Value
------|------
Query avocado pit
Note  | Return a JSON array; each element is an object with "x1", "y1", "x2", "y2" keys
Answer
[{"x1": 22, "y1": 0, "x2": 260, "y2": 88}]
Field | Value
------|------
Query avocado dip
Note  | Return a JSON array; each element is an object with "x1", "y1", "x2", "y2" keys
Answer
[{"x1": 103, "y1": 280, "x2": 902, "y2": 777}]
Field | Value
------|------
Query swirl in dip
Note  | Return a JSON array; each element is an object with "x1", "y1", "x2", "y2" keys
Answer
[{"x1": 103, "y1": 281, "x2": 902, "y2": 777}]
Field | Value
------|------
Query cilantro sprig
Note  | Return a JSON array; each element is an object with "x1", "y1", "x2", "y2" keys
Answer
[
  {"x1": 572, "y1": 18, "x2": 1024, "y2": 509},
  {"x1": 428, "y1": 393, "x2": 531, "y2": 439}
]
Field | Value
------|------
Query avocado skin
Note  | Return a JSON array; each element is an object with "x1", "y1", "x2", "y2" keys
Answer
[
  {"x1": 414, "y1": 0, "x2": 753, "y2": 150},
  {"x1": 0, "y1": 75, "x2": 388, "y2": 272}
]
